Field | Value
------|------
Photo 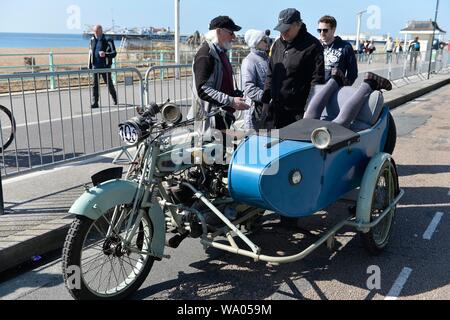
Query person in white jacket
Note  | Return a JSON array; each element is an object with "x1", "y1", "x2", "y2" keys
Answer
[{"x1": 241, "y1": 29, "x2": 270, "y2": 130}]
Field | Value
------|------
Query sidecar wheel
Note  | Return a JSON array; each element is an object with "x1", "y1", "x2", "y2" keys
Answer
[
  {"x1": 62, "y1": 207, "x2": 155, "y2": 300},
  {"x1": 360, "y1": 159, "x2": 399, "y2": 255}
]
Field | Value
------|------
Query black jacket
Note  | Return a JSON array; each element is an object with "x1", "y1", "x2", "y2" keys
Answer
[
  {"x1": 88, "y1": 35, "x2": 117, "y2": 69},
  {"x1": 262, "y1": 24, "x2": 325, "y2": 111}
]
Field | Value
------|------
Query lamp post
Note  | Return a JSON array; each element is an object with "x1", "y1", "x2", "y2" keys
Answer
[
  {"x1": 356, "y1": 10, "x2": 367, "y2": 50},
  {"x1": 427, "y1": 0, "x2": 440, "y2": 79},
  {"x1": 174, "y1": 0, "x2": 180, "y2": 66}
]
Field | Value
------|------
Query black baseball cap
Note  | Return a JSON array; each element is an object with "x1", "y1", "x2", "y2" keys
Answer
[
  {"x1": 274, "y1": 8, "x2": 302, "y2": 33},
  {"x1": 209, "y1": 16, "x2": 241, "y2": 32}
]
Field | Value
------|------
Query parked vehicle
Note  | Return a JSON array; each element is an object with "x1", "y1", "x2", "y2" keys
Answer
[{"x1": 62, "y1": 88, "x2": 403, "y2": 300}]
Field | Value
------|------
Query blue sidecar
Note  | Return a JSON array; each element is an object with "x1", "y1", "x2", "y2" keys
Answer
[{"x1": 229, "y1": 86, "x2": 398, "y2": 217}]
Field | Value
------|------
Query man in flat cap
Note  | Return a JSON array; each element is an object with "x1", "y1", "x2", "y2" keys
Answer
[
  {"x1": 188, "y1": 16, "x2": 249, "y2": 138},
  {"x1": 261, "y1": 8, "x2": 325, "y2": 129}
]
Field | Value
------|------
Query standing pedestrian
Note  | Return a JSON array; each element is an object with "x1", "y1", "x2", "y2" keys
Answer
[
  {"x1": 367, "y1": 40, "x2": 376, "y2": 64},
  {"x1": 88, "y1": 25, "x2": 118, "y2": 109},
  {"x1": 385, "y1": 37, "x2": 394, "y2": 64},
  {"x1": 261, "y1": 8, "x2": 325, "y2": 129},
  {"x1": 394, "y1": 42, "x2": 403, "y2": 64},
  {"x1": 318, "y1": 15, "x2": 358, "y2": 86},
  {"x1": 408, "y1": 37, "x2": 421, "y2": 72},
  {"x1": 241, "y1": 29, "x2": 270, "y2": 130},
  {"x1": 188, "y1": 16, "x2": 250, "y2": 138}
]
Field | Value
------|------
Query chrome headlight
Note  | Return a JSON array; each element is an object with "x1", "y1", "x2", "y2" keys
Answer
[
  {"x1": 161, "y1": 103, "x2": 182, "y2": 125},
  {"x1": 311, "y1": 127, "x2": 332, "y2": 150}
]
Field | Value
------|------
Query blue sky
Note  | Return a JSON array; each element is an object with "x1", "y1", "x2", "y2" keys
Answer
[{"x1": 0, "y1": 0, "x2": 448, "y2": 40}]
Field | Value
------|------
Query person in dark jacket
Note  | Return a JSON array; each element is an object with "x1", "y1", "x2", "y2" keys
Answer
[
  {"x1": 318, "y1": 15, "x2": 358, "y2": 86},
  {"x1": 88, "y1": 25, "x2": 117, "y2": 109},
  {"x1": 261, "y1": 8, "x2": 325, "y2": 129}
]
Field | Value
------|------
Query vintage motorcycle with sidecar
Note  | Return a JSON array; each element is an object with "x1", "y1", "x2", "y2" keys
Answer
[{"x1": 62, "y1": 85, "x2": 403, "y2": 300}]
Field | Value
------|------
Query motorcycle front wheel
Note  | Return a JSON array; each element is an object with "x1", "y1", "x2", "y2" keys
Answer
[{"x1": 62, "y1": 205, "x2": 155, "y2": 300}]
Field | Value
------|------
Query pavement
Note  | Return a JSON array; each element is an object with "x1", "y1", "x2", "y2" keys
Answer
[{"x1": 0, "y1": 69, "x2": 449, "y2": 278}]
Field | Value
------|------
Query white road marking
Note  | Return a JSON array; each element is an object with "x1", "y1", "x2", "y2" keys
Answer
[
  {"x1": 385, "y1": 267, "x2": 413, "y2": 300},
  {"x1": 422, "y1": 212, "x2": 444, "y2": 240}
]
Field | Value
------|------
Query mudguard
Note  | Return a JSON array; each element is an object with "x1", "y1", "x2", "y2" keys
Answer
[
  {"x1": 356, "y1": 153, "x2": 393, "y2": 233},
  {"x1": 69, "y1": 179, "x2": 166, "y2": 259}
]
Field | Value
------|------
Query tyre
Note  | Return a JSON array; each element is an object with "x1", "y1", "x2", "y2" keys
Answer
[
  {"x1": 360, "y1": 159, "x2": 399, "y2": 255},
  {"x1": 383, "y1": 112, "x2": 397, "y2": 155},
  {"x1": 0, "y1": 105, "x2": 16, "y2": 152},
  {"x1": 62, "y1": 204, "x2": 155, "y2": 300}
]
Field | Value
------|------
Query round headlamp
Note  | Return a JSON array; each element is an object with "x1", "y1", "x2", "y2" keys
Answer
[
  {"x1": 161, "y1": 103, "x2": 182, "y2": 125},
  {"x1": 311, "y1": 127, "x2": 332, "y2": 150}
]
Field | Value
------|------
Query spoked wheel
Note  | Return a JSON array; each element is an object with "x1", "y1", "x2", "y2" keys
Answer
[
  {"x1": 360, "y1": 159, "x2": 399, "y2": 255},
  {"x1": 0, "y1": 105, "x2": 16, "y2": 152},
  {"x1": 62, "y1": 204, "x2": 155, "y2": 300}
]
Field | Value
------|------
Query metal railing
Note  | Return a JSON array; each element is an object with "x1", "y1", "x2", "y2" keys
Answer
[{"x1": 0, "y1": 67, "x2": 144, "y2": 177}]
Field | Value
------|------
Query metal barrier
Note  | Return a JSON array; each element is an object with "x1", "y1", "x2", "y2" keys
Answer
[
  {"x1": 144, "y1": 64, "x2": 193, "y2": 117},
  {"x1": 0, "y1": 67, "x2": 144, "y2": 177}
]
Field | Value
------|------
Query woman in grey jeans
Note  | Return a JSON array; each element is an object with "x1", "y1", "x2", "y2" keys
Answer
[{"x1": 241, "y1": 29, "x2": 270, "y2": 130}]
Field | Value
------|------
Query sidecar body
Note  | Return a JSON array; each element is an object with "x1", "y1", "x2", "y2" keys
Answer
[{"x1": 228, "y1": 86, "x2": 393, "y2": 218}]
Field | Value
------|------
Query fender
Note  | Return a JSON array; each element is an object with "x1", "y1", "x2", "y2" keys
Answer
[
  {"x1": 356, "y1": 152, "x2": 394, "y2": 233},
  {"x1": 70, "y1": 179, "x2": 166, "y2": 259}
]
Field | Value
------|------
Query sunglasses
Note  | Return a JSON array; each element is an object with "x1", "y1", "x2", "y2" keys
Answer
[
  {"x1": 317, "y1": 29, "x2": 329, "y2": 34},
  {"x1": 221, "y1": 28, "x2": 235, "y2": 36}
]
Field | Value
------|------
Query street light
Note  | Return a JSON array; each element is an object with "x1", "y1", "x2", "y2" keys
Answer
[
  {"x1": 427, "y1": 0, "x2": 440, "y2": 80},
  {"x1": 356, "y1": 10, "x2": 367, "y2": 49},
  {"x1": 174, "y1": 0, "x2": 180, "y2": 66}
]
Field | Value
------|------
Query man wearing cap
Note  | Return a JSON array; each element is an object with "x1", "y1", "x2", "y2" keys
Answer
[
  {"x1": 188, "y1": 16, "x2": 250, "y2": 137},
  {"x1": 261, "y1": 8, "x2": 325, "y2": 129}
]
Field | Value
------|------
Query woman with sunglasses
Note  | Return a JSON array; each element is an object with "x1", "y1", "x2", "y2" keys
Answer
[{"x1": 318, "y1": 15, "x2": 358, "y2": 86}]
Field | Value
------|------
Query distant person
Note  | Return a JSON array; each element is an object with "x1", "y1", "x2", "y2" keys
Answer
[
  {"x1": 408, "y1": 37, "x2": 421, "y2": 72},
  {"x1": 358, "y1": 40, "x2": 365, "y2": 62},
  {"x1": 385, "y1": 37, "x2": 394, "y2": 64},
  {"x1": 88, "y1": 25, "x2": 117, "y2": 109},
  {"x1": 188, "y1": 16, "x2": 249, "y2": 137},
  {"x1": 318, "y1": 15, "x2": 358, "y2": 86},
  {"x1": 265, "y1": 29, "x2": 274, "y2": 49},
  {"x1": 261, "y1": 8, "x2": 325, "y2": 129},
  {"x1": 241, "y1": 29, "x2": 270, "y2": 129},
  {"x1": 367, "y1": 40, "x2": 376, "y2": 64},
  {"x1": 394, "y1": 42, "x2": 404, "y2": 64}
]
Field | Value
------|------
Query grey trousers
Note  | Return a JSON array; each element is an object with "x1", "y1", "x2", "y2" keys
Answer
[{"x1": 304, "y1": 79, "x2": 373, "y2": 128}]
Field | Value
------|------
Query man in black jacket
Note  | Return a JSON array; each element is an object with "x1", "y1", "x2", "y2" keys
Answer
[
  {"x1": 262, "y1": 8, "x2": 325, "y2": 129},
  {"x1": 88, "y1": 25, "x2": 117, "y2": 109}
]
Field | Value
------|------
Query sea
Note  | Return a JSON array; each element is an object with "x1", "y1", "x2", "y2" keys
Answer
[
  {"x1": 0, "y1": 33, "x2": 94, "y2": 48},
  {"x1": 0, "y1": 32, "x2": 188, "y2": 48}
]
